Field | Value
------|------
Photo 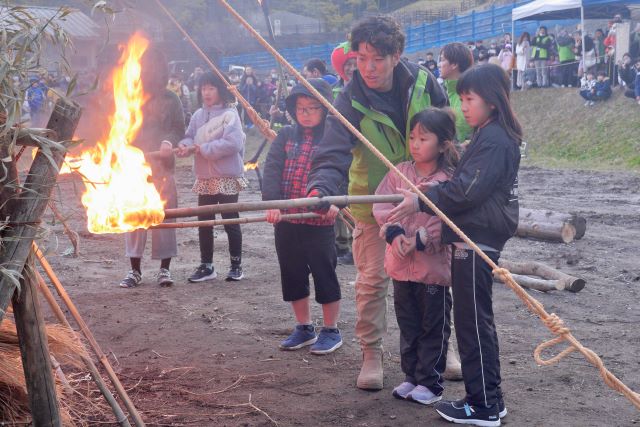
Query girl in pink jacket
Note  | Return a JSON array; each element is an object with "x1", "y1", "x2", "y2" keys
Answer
[{"x1": 373, "y1": 108, "x2": 459, "y2": 406}]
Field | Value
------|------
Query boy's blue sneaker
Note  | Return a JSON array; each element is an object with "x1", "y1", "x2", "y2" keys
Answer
[
  {"x1": 279, "y1": 324, "x2": 317, "y2": 350},
  {"x1": 310, "y1": 327, "x2": 342, "y2": 355},
  {"x1": 435, "y1": 399, "x2": 501, "y2": 427}
]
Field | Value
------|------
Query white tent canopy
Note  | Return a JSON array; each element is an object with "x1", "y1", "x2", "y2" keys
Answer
[{"x1": 512, "y1": 0, "x2": 583, "y2": 21}]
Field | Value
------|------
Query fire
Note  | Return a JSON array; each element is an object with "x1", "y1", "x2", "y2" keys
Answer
[
  {"x1": 244, "y1": 161, "x2": 259, "y2": 171},
  {"x1": 64, "y1": 33, "x2": 165, "y2": 234}
]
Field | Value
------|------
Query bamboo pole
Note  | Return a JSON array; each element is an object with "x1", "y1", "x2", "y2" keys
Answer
[
  {"x1": 152, "y1": 212, "x2": 320, "y2": 229},
  {"x1": 163, "y1": 194, "x2": 403, "y2": 220},
  {"x1": 34, "y1": 270, "x2": 132, "y2": 427},
  {"x1": 152, "y1": 0, "x2": 276, "y2": 142},
  {"x1": 33, "y1": 244, "x2": 146, "y2": 427}
]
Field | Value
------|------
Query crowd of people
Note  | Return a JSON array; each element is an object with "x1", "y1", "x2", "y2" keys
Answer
[{"x1": 118, "y1": 11, "x2": 527, "y2": 425}]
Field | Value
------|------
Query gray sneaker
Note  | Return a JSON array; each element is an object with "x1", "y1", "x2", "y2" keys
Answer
[
  {"x1": 156, "y1": 268, "x2": 174, "y2": 287},
  {"x1": 119, "y1": 270, "x2": 142, "y2": 288}
]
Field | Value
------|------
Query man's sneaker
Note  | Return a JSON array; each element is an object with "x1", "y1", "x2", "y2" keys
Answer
[
  {"x1": 279, "y1": 324, "x2": 317, "y2": 350},
  {"x1": 392, "y1": 381, "x2": 416, "y2": 400},
  {"x1": 119, "y1": 270, "x2": 141, "y2": 288},
  {"x1": 310, "y1": 327, "x2": 342, "y2": 355},
  {"x1": 407, "y1": 385, "x2": 442, "y2": 405},
  {"x1": 452, "y1": 397, "x2": 507, "y2": 419},
  {"x1": 188, "y1": 264, "x2": 217, "y2": 283},
  {"x1": 156, "y1": 268, "x2": 174, "y2": 287},
  {"x1": 337, "y1": 251, "x2": 354, "y2": 265},
  {"x1": 225, "y1": 265, "x2": 244, "y2": 281},
  {"x1": 435, "y1": 399, "x2": 501, "y2": 427}
]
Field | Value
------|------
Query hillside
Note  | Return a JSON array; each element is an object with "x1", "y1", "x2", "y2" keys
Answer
[
  {"x1": 512, "y1": 88, "x2": 640, "y2": 170},
  {"x1": 395, "y1": 0, "x2": 468, "y2": 12}
]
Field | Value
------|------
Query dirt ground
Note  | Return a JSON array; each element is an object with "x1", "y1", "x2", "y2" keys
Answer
[{"x1": 38, "y1": 161, "x2": 640, "y2": 427}]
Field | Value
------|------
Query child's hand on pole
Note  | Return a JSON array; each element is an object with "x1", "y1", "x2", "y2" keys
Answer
[
  {"x1": 265, "y1": 209, "x2": 281, "y2": 223},
  {"x1": 175, "y1": 143, "x2": 193, "y2": 157},
  {"x1": 388, "y1": 188, "x2": 419, "y2": 223},
  {"x1": 321, "y1": 205, "x2": 339, "y2": 221}
]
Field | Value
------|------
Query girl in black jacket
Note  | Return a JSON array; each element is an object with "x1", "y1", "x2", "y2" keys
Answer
[{"x1": 389, "y1": 64, "x2": 522, "y2": 427}]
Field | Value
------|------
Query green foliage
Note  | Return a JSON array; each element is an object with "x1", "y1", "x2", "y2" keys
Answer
[{"x1": 270, "y1": 0, "x2": 380, "y2": 31}]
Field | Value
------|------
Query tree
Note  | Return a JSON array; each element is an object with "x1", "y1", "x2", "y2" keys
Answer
[{"x1": 269, "y1": 0, "x2": 380, "y2": 32}]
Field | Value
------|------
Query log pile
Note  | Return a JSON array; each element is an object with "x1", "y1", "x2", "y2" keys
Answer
[
  {"x1": 517, "y1": 208, "x2": 587, "y2": 243},
  {"x1": 496, "y1": 260, "x2": 586, "y2": 293}
]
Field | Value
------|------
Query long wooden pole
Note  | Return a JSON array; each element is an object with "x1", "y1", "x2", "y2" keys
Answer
[
  {"x1": 34, "y1": 270, "x2": 132, "y2": 427},
  {"x1": 33, "y1": 244, "x2": 146, "y2": 427},
  {"x1": 163, "y1": 194, "x2": 402, "y2": 220},
  {"x1": 152, "y1": 0, "x2": 276, "y2": 142},
  {"x1": 152, "y1": 212, "x2": 320, "y2": 229},
  {"x1": 217, "y1": 0, "x2": 640, "y2": 410}
]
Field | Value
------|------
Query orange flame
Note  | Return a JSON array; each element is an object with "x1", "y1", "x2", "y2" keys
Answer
[
  {"x1": 244, "y1": 161, "x2": 259, "y2": 171},
  {"x1": 64, "y1": 33, "x2": 165, "y2": 234}
]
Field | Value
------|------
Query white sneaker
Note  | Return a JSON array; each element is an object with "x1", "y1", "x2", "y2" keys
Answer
[
  {"x1": 392, "y1": 381, "x2": 416, "y2": 400},
  {"x1": 156, "y1": 268, "x2": 174, "y2": 287},
  {"x1": 407, "y1": 385, "x2": 442, "y2": 405}
]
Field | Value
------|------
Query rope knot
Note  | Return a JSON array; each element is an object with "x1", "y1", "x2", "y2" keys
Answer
[{"x1": 544, "y1": 313, "x2": 569, "y2": 336}]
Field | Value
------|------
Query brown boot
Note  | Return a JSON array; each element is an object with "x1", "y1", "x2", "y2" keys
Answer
[
  {"x1": 357, "y1": 348, "x2": 384, "y2": 390},
  {"x1": 443, "y1": 343, "x2": 463, "y2": 381}
]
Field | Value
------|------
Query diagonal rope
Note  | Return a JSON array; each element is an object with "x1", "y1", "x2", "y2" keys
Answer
[
  {"x1": 217, "y1": 0, "x2": 640, "y2": 411},
  {"x1": 153, "y1": 0, "x2": 276, "y2": 142}
]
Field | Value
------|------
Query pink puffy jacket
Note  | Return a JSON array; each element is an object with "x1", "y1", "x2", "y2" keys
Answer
[{"x1": 373, "y1": 162, "x2": 452, "y2": 287}]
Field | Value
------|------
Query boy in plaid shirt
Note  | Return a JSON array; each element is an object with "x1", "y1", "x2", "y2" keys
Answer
[{"x1": 262, "y1": 79, "x2": 343, "y2": 355}]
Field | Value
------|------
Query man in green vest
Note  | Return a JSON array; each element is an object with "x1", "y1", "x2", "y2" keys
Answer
[{"x1": 307, "y1": 16, "x2": 447, "y2": 390}]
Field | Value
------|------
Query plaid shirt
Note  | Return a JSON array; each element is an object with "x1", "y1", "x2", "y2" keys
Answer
[{"x1": 280, "y1": 128, "x2": 334, "y2": 226}]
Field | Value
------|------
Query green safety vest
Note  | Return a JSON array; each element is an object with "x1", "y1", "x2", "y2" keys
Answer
[
  {"x1": 348, "y1": 69, "x2": 432, "y2": 223},
  {"x1": 532, "y1": 35, "x2": 551, "y2": 60}
]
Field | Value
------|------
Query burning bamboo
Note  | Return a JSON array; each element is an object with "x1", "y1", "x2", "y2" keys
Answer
[{"x1": 163, "y1": 194, "x2": 403, "y2": 220}]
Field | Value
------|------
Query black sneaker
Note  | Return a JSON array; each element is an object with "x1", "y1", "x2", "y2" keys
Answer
[
  {"x1": 452, "y1": 397, "x2": 507, "y2": 419},
  {"x1": 188, "y1": 264, "x2": 217, "y2": 283},
  {"x1": 435, "y1": 399, "x2": 501, "y2": 427},
  {"x1": 225, "y1": 265, "x2": 244, "y2": 281},
  {"x1": 119, "y1": 270, "x2": 142, "y2": 288}
]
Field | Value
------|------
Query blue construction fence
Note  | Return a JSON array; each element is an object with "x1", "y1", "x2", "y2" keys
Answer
[{"x1": 220, "y1": 0, "x2": 578, "y2": 71}]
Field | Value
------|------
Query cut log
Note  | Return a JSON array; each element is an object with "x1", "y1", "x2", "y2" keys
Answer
[
  {"x1": 516, "y1": 220, "x2": 576, "y2": 243},
  {"x1": 0, "y1": 98, "x2": 81, "y2": 321},
  {"x1": 499, "y1": 259, "x2": 586, "y2": 292},
  {"x1": 495, "y1": 272, "x2": 563, "y2": 292},
  {"x1": 519, "y1": 208, "x2": 587, "y2": 240}
]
